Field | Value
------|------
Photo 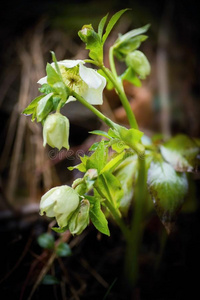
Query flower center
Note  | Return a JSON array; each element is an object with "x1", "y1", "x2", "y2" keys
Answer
[{"x1": 60, "y1": 66, "x2": 87, "y2": 94}]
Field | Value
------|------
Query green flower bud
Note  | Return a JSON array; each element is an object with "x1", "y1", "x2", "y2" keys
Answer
[
  {"x1": 125, "y1": 50, "x2": 150, "y2": 79},
  {"x1": 40, "y1": 185, "x2": 80, "y2": 228},
  {"x1": 68, "y1": 199, "x2": 90, "y2": 235},
  {"x1": 43, "y1": 112, "x2": 70, "y2": 150}
]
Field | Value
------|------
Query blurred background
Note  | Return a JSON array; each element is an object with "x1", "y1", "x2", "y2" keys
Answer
[{"x1": 0, "y1": 0, "x2": 200, "y2": 299}]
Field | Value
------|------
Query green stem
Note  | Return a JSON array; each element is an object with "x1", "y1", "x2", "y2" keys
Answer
[
  {"x1": 125, "y1": 157, "x2": 147, "y2": 286},
  {"x1": 101, "y1": 65, "x2": 138, "y2": 129},
  {"x1": 109, "y1": 46, "x2": 118, "y2": 79},
  {"x1": 71, "y1": 90, "x2": 116, "y2": 129}
]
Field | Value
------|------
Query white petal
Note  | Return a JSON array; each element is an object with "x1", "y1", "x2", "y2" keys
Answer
[
  {"x1": 57, "y1": 59, "x2": 84, "y2": 69},
  {"x1": 79, "y1": 64, "x2": 106, "y2": 89},
  {"x1": 81, "y1": 82, "x2": 105, "y2": 105},
  {"x1": 38, "y1": 76, "x2": 47, "y2": 85}
]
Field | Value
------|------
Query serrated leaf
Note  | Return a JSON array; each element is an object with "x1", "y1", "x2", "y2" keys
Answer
[
  {"x1": 86, "y1": 195, "x2": 110, "y2": 236},
  {"x1": 86, "y1": 140, "x2": 108, "y2": 173},
  {"x1": 56, "y1": 242, "x2": 72, "y2": 257},
  {"x1": 37, "y1": 233, "x2": 55, "y2": 249},
  {"x1": 102, "y1": 9, "x2": 129, "y2": 44},
  {"x1": 41, "y1": 275, "x2": 60, "y2": 285},
  {"x1": 160, "y1": 134, "x2": 200, "y2": 173},
  {"x1": 96, "y1": 171, "x2": 124, "y2": 207},
  {"x1": 36, "y1": 92, "x2": 54, "y2": 122},
  {"x1": 22, "y1": 95, "x2": 44, "y2": 115},
  {"x1": 98, "y1": 13, "x2": 108, "y2": 39},
  {"x1": 147, "y1": 160, "x2": 188, "y2": 233}
]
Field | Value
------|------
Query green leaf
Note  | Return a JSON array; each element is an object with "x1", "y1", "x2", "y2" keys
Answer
[
  {"x1": 22, "y1": 95, "x2": 44, "y2": 116},
  {"x1": 41, "y1": 275, "x2": 60, "y2": 285},
  {"x1": 160, "y1": 134, "x2": 200, "y2": 173},
  {"x1": 96, "y1": 171, "x2": 124, "y2": 207},
  {"x1": 86, "y1": 140, "x2": 108, "y2": 173},
  {"x1": 39, "y1": 84, "x2": 53, "y2": 94},
  {"x1": 100, "y1": 151, "x2": 126, "y2": 174},
  {"x1": 86, "y1": 195, "x2": 110, "y2": 236},
  {"x1": 52, "y1": 226, "x2": 68, "y2": 233},
  {"x1": 46, "y1": 63, "x2": 61, "y2": 86},
  {"x1": 68, "y1": 155, "x2": 88, "y2": 172},
  {"x1": 102, "y1": 9, "x2": 129, "y2": 44},
  {"x1": 56, "y1": 242, "x2": 72, "y2": 257},
  {"x1": 114, "y1": 155, "x2": 138, "y2": 214},
  {"x1": 120, "y1": 67, "x2": 141, "y2": 87},
  {"x1": 148, "y1": 160, "x2": 188, "y2": 233},
  {"x1": 114, "y1": 24, "x2": 150, "y2": 48},
  {"x1": 36, "y1": 92, "x2": 54, "y2": 122},
  {"x1": 89, "y1": 130, "x2": 110, "y2": 139},
  {"x1": 98, "y1": 13, "x2": 108, "y2": 39},
  {"x1": 37, "y1": 233, "x2": 55, "y2": 249}
]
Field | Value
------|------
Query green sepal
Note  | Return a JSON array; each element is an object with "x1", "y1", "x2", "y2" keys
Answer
[
  {"x1": 52, "y1": 226, "x2": 68, "y2": 233},
  {"x1": 148, "y1": 159, "x2": 188, "y2": 233},
  {"x1": 86, "y1": 195, "x2": 110, "y2": 236}
]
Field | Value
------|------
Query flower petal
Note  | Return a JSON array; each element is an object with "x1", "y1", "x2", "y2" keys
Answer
[
  {"x1": 38, "y1": 76, "x2": 47, "y2": 85},
  {"x1": 57, "y1": 59, "x2": 83, "y2": 69},
  {"x1": 81, "y1": 79, "x2": 105, "y2": 105},
  {"x1": 79, "y1": 63, "x2": 106, "y2": 89}
]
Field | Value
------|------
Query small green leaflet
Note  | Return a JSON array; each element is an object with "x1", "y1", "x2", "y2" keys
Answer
[
  {"x1": 86, "y1": 140, "x2": 108, "y2": 173},
  {"x1": 56, "y1": 242, "x2": 72, "y2": 257},
  {"x1": 147, "y1": 160, "x2": 188, "y2": 233},
  {"x1": 160, "y1": 134, "x2": 200, "y2": 173},
  {"x1": 120, "y1": 67, "x2": 141, "y2": 87},
  {"x1": 89, "y1": 130, "x2": 110, "y2": 139},
  {"x1": 98, "y1": 13, "x2": 108, "y2": 39},
  {"x1": 86, "y1": 195, "x2": 110, "y2": 236},
  {"x1": 102, "y1": 9, "x2": 129, "y2": 44}
]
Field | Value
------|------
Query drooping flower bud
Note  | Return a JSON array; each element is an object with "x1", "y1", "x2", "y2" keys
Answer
[
  {"x1": 68, "y1": 199, "x2": 90, "y2": 235},
  {"x1": 40, "y1": 185, "x2": 80, "y2": 228},
  {"x1": 125, "y1": 50, "x2": 150, "y2": 79},
  {"x1": 43, "y1": 112, "x2": 70, "y2": 150}
]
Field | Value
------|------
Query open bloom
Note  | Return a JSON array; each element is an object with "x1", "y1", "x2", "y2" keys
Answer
[
  {"x1": 43, "y1": 112, "x2": 69, "y2": 150},
  {"x1": 40, "y1": 185, "x2": 80, "y2": 228},
  {"x1": 38, "y1": 60, "x2": 106, "y2": 105}
]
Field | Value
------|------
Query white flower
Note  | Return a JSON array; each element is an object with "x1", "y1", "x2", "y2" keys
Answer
[
  {"x1": 38, "y1": 60, "x2": 106, "y2": 105},
  {"x1": 40, "y1": 185, "x2": 80, "y2": 228}
]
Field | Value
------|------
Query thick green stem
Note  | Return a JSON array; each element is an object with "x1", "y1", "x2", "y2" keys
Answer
[
  {"x1": 101, "y1": 65, "x2": 138, "y2": 129},
  {"x1": 125, "y1": 157, "x2": 147, "y2": 286}
]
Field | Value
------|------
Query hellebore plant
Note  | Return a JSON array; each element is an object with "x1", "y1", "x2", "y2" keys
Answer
[{"x1": 23, "y1": 9, "x2": 200, "y2": 286}]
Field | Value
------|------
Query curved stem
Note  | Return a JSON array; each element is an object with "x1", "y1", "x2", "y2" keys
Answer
[
  {"x1": 71, "y1": 90, "x2": 116, "y2": 129},
  {"x1": 109, "y1": 46, "x2": 118, "y2": 79}
]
